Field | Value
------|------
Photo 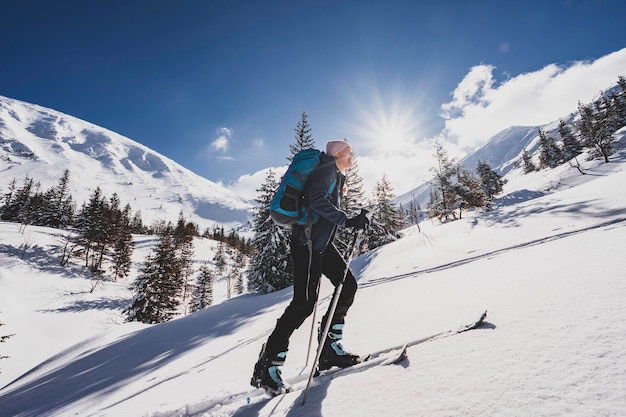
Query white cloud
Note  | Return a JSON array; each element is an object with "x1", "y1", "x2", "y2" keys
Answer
[
  {"x1": 225, "y1": 165, "x2": 287, "y2": 201},
  {"x1": 440, "y1": 64, "x2": 495, "y2": 118},
  {"x1": 211, "y1": 127, "x2": 233, "y2": 152},
  {"x1": 440, "y1": 47, "x2": 626, "y2": 153}
]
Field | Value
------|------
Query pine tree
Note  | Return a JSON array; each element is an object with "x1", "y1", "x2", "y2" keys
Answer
[
  {"x1": 616, "y1": 76, "x2": 626, "y2": 124},
  {"x1": 288, "y1": 112, "x2": 316, "y2": 161},
  {"x1": 189, "y1": 265, "x2": 214, "y2": 313},
  {"x1": 173, "y1": 212, "x2": 195, "y2": 311},
  {"x1": 131, "y1": 210, "x2": 144, "y2": 234},
  {"x1": 476, "y1": 161, "x2": 506, "y2": 209},
  {"x1": 222, "y1": 244, "x2": 247, "y2": 297},
  {"x1": 247, "y1": 170, "x2": 293, "y2": 293},
  {"x1": 125, "y1": 226, "x2": 181, "y2": 323},
  {"x1": 578, "y1": 101, "x2": 613, "y2": 163},
  {"x1": 110, "y1": 203, "x2": 134, "y2": 280},
  {"x1": 75, "y1": 187, "x2": 107, "y2": 271},
  {"x1": 7, "y1": 176, "x2": 38, "y2": 230},
  {"x1": 337, "y1": 156, "x2": 368, "y2": 253},
  {"x1": 232, "y1": 248, "x2": 246, "y2": 295},
  {"x1": 558, "y1": 119, "x2": 583, "y2": 161},
  {"x1": 404, "y1": 193, "x2": 423, "y2": 230},
  {"x1": 538, "y1": 128, "x2": 563, "y2": 169},
  {"x1": 366, "y1": 174, "x2": 404, "y2": 249},
  {"x1": 427, "y1": 141, "x2": 459, "y2": 221},
  {"x1": 453, "y1": 167, "x2": 486, "y2": 218},
  {"x1": 521, "y1": 149, "x2": 537, "y2": 174},
  {"x1": 39, "y1": 169, "x2": 75, "y2": 228},
  {"x1": 213, "y1": 240, "x2": 231, "y2": 297},
  {"x1": 0, "y1": 178, "x2": 17, "y2": 221}
]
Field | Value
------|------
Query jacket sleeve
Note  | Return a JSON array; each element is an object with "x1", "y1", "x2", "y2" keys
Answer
[{"x1": 307, "y1": 160, "x2": 348, "y2": 226}]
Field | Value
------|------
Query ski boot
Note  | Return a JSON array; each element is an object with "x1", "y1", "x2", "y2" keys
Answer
[
  {"x1": 250, "y1": 343, "x2": 291, "y2": 396},
  {"x1": 318, "y1": 324, "x2": 361, "y2": 371}
]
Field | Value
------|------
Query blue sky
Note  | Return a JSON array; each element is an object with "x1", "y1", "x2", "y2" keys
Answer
[{"x1": 2, "y1": 0, "x2": 626, "y2": 198}]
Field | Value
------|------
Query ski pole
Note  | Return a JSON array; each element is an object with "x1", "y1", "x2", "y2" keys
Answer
[
  {"x1": 301, "y1": 227, "x2": 362, "y2": 406},
  {"x1": 304, "y1": 280, "x2": 320, "y2": 367}
]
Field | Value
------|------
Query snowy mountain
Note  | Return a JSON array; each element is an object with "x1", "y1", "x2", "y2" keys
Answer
[
  {"x1": 396, "y1": 123, "x2": 543, "y2": 209},
  {"x1": 0, "y1": 124, "x2": 625, "y2": 416},
  {"x1": 0, "y1": 95, "x2": 253, "y2": 231},
  {"x1": 460, "y1": 125, "x2": 542, "y2": 174}
]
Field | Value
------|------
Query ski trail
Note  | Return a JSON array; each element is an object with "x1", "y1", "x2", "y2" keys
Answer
[{"x1": 360, "y1": 217, "x2": 626, "y2": 289}]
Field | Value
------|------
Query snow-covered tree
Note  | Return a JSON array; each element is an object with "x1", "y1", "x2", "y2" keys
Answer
[
  {"x1": 125, "y1": 227, "x2": 181, "y2": 323},
  {"x1": 213, "y1": 240, "x2": 232, "y2": 297},
  {"x1": 476, "y1": 161, "x2": 506, "y2": 209},
  {"x1": 247, "y1": 170, "x2": 293, "y2": 293},
  {"x1": 616, "y1": 76, "x2": 626, "y2": 124},
  {"x1": 558, "y1": 119, "x2": 583, "y2": 161},
  {"x1": 453, "y1": 167, "x2": 486, "y2": 218},
  {"x1": 231, "y1": 246, "x2": 247, "y2": 296},
  {"x1": 110, "y1": 203, "x2": 134, "y2": 280},
  {"x1": 39, "y1": 169, "x2": 75, "y2": 228},
  {"x1": 427, "y1": 141, "x2": 459, "y2": 221},
  {"x1": 578, "y1": 100, "x2": 615, "y2": 163},
  {"x1": 366, "y1": 174, "x2": 404, "y2": 249},
  {"x1": 0, "y1": 178, "x2": 18, "y2": 221},
  {"x1": 75, "y1": 187, "x2": 107, "y2": 271},
  {"x1": 131, "y1": 210, "x2": 144, "y2": 234},
  {"x1": 538, "y1": 128, "x2": 563, "y2": 169},
  {"x1": 403, "y1": 193, "x2": 423, "y2": 230},
  {"x1": 189, "y1": 265, "x2": 214, "y2": 313},
  {"x1": 521, "y1": 149, "x2": 537, "y2": 174},
  {"x1": 1, "y1": 176, "x2": 40, "y2": 230},
  {"x1": 173, "y1": 211, "x2": 195, "y2": 305}
]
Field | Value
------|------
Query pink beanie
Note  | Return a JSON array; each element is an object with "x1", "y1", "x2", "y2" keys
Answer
[{"x1": 326, "y1": 140, "x2": 350, "y2": 157}]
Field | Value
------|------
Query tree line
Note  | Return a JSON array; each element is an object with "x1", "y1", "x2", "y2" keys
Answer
[
  {"x1": 426, "y1": 75, "x2": 626, "y2": 222},
  {"x1": 426, "y1": 141, "x2": 506, "y2": 222},
  {"x1": 0, "y1": 168, "x2": 252, "y2": 324},
  {"x1": 522, "y1": 76, "x2": 626, "y2": 173},
  {"x1": 124, "y1": 211, "x2": 250, "y2": 323}
]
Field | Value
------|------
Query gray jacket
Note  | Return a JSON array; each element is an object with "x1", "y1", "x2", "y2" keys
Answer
[{"x1": 292, "y1": 152, "x2": 348, "y2": 253}]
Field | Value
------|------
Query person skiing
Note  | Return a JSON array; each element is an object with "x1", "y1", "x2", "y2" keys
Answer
[{"x1": 251, "y1": 140, "x2": 370, "y2": 395}]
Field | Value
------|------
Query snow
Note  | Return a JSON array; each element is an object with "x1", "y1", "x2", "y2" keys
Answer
[
  {"x1": 1, "y1": 136, "x2": 626, "y2": 416},
  {"x1": 0, "y1": 95, "x2": 254, "y2": 232}
]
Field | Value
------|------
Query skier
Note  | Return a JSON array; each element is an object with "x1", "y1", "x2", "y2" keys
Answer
[{"x1": 251, "y1": 140, "x2": 370, "y2": 395}]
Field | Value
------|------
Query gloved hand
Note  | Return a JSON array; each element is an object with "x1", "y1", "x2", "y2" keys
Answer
[{"x1": 345, "y1": 211, "x2": 370, "y2": 230}]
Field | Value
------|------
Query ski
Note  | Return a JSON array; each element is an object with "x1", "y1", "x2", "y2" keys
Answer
[
  {"x1": 365, "y1": 310, "x2": 488, "y2": 360},
  {"x1": 190, "y1": 311, "x2": 488, "y2": 415},
  {"x1": 324, "y1": 310, "x2": 487, "y2": 371}
]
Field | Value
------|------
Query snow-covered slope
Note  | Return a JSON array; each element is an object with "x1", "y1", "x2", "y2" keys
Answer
[
  {"x1": 0, "y1": 129, "x2": 625, "y2": 416},
  {"x1": 460, "y1": 125, "x2": 540, "y2": 174},
  {"x1": 395, "y1": 124, "x2": 544, "y2": 209},
  {"x1": 0, "y1": 95, "x2": 253, "y2": 231}
]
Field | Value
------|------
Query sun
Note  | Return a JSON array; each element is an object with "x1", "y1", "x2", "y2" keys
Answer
[
  {"x1": 349, "y1": 87, "x2": 426, "y2": 156},
  {"x1": 370, "y1": 111, "x2": 415, "y2": 150}
]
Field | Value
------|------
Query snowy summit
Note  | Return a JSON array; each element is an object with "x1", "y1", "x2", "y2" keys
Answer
[{"x1": 0, "y1": 95, "x2": 253, "y2": 232}]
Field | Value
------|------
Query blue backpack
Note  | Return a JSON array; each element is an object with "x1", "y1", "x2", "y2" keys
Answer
[{"x1": 270, "y1": 148, "x2": 322, "y2": 226}]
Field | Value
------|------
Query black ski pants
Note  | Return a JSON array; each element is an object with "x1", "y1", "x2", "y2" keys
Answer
[{"x1": 265, "y1": 239, "x2": 357, "y2": 354}]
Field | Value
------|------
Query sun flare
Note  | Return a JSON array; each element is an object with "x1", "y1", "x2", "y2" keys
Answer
[{"x1": 349, "y1": 88, "x2": 427, "y2": 156}]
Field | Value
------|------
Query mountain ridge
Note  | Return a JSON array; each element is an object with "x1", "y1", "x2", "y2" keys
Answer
[{"x1": 0, "y1": 95, "x2": 253, "y2": 231}]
